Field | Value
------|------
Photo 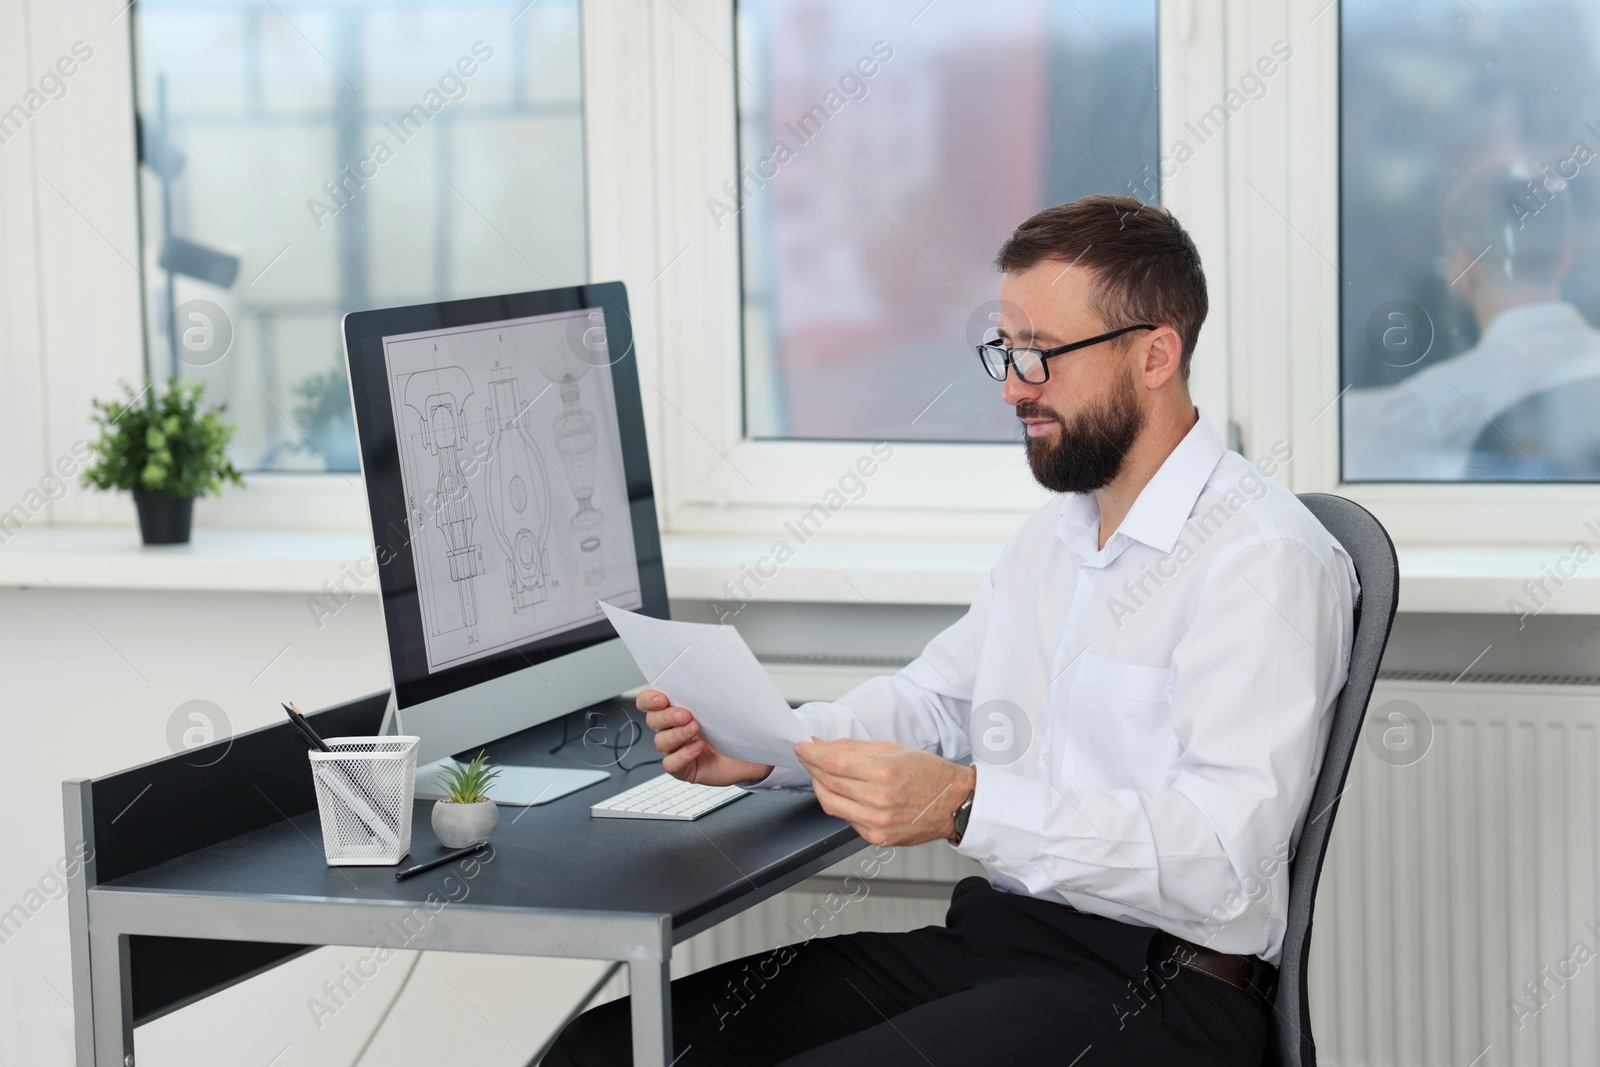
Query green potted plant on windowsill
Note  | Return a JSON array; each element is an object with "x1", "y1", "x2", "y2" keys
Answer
[
  {"x1": 289, "y1": 368, "x2": 360, "y2": 472},
  {"x1": 431, "y1": 751, "x2": 502, "y2": 848},
  {"x1": 81, "y1": 378, "x2": 244, "y2": 545}
]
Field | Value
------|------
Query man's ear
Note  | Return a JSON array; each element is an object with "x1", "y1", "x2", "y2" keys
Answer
[
  {"x1": 1443, "y1": 244, "x2": 1478, "y2": 291},
  {"x1": 1141, "y1": 326, "x2": 1184, "y2": 389}
]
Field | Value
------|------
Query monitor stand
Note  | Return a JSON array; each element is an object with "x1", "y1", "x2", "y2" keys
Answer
[
  {"x1": 387, "y1": 692, "x2": 613, "y2": 807},
  {"x1": 413, "y1": 758, "x2": 609, "y2": 807}
]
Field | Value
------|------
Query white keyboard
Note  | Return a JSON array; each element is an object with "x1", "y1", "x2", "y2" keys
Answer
[{"x1": 590, "y1": 773, "x2": 748, "y2": 821}]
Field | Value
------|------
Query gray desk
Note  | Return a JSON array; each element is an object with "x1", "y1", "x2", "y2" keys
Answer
[{"x1": 64, "y1": 691, "x2": 862, "y2": 1067}]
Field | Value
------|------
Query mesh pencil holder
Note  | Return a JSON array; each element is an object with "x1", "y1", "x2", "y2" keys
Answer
[{"x1": 308, "y1": 736, "x2": 419, "y2": 866}]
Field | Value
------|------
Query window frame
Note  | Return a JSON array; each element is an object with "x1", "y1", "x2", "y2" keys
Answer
[
  {"x1": 32, "y1": 0, "x2": 1230, "y2": 538},
  {"x1": 62, "y1": 2, "x2": 1550, "y2": 548},
  {"x1": 49, "y1": 0, "x2": 601, "y2": 532},
  {"x1": 21, "y1": 0, "x2": 150, "y2": 531},
  {"x1": 625, "y1": 0, "x2": 1232, "y2": 541},
  {"x1": 1265, "y1": 0, "x2": 1600, "y2": 543}
]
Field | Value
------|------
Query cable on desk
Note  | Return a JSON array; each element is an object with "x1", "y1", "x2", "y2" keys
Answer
[
  {"x1": 525, "y1": 961, "x2": 624, "y2": 1066},
  {"x1": 548, "y1": 707, "x2": 663, "y2": 773},
  {"x1": 349, "y1": 950, "x2": 423, "y2": 1067}
]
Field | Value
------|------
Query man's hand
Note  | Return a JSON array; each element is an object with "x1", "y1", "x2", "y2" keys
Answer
[
  {"x1": 796, "y1": 738, "x2": 977, "y2": 847},
  {"x1": 638, "y1": 689, "x2": 773, "y2": 786}
]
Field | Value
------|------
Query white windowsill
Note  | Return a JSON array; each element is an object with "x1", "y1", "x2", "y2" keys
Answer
[
  {"x1": 0, "y1": 526, "x2": 1581, "y2": 616},
  {"x1": 0, "y1": 527, "x2": 376, "y2": 595}
]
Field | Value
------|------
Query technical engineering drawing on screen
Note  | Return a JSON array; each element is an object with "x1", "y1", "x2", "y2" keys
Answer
[{"x1": 381, "y1": 308, "x2": 643, "y2": 673}]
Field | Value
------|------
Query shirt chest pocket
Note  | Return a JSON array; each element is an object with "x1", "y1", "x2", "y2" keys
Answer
[{"x1": 1063, "y1": 652, "x2": 1180, "y2": 793}]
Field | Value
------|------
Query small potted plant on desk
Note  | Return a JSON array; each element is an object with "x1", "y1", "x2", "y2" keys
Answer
[
  {"x1": 432, "y1": 752, "x2": 502, "y2": 848},
  {"x1": 81, "y1": 378, "x2": 243, "y2": 544}
]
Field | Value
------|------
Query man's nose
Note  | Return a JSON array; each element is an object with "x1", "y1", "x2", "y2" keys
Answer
[{"x1": 1000, "y1": 368, "x2": 1040, "y2": 407}]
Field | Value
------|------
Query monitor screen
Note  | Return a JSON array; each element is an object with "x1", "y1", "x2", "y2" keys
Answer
[{"x1": 344, "y1": 283, "x2": 668, "y2": 712}]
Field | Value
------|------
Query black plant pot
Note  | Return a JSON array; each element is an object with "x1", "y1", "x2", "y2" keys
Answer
[{"x1": 132, "y1": 489, "x2": 195, "y2": 545}]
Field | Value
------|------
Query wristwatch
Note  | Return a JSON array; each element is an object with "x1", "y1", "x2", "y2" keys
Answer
[{"x1": 951, "y1": 786, "x2": 976, "y2": 845}]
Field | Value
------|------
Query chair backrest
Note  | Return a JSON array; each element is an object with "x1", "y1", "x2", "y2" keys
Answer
[
  {"x1": 1267, "y1": 494, "x2": 1399, "y2": 1067},
  {"x1": 1466, "y1": 374, "x2": 1600, "y2": 480}
]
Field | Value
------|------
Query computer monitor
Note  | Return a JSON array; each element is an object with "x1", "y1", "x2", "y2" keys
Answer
[{"x1": 343, "y1": 282, "x2": 669, "y2": 803}]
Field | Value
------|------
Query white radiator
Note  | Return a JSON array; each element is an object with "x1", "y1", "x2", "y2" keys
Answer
[
  {"x1": 606, "y1": 673, "x2": 1599, "y2": 1067},
  {"x1": 1311, "y1": 676, "x2": 1600, "y2": 1067}
]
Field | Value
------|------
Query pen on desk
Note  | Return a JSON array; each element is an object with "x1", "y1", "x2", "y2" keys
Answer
[{"x1": 395, "y1": 843, "x2": 486, "y2": 881}]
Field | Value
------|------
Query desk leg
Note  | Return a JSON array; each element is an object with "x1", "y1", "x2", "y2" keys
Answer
[
  {"x1": 64, "y1": 780, "x2": 98, "y2": 1067},
  {"x1": 87, "y1": 927, "x2": 133, "y2": 1067},
  {"x1": 629, "y1": 959, "x2": 672, "y2": 1067}
]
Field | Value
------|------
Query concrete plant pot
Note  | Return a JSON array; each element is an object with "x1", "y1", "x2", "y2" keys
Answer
[{"x1": 431, "y1": 797, "x2": 499, "y2": 848}]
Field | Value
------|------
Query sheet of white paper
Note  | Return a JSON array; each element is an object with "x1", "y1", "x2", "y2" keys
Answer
[{"x1": 600, "y1": 602, "x2": 809, "y2": 770}]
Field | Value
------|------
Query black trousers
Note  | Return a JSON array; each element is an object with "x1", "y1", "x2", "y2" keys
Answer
[{"x1": 544, "y1": 877, "x2": 1269, "y2": 1066}]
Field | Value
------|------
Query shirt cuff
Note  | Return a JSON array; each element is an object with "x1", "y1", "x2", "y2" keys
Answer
[
  {"x1": 953, "y1": 762, "x2": 1050, "y2": 872},
  {"x1": 736, "y1": 703, "x2": 824, "y2": 791},
  {"x1": 737, "y1": 764, "x2": 813, "y2": 791}
]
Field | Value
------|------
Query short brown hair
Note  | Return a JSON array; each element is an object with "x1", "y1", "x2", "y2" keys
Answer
[
  {"x1": 995, "y1": 195, "x2": 1208, "y2": 379},
  {"x1": 1441, "y1": 159, "x2": 1573, "y2": 286}
]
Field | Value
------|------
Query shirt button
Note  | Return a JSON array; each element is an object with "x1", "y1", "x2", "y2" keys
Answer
[{"x1": 1042, "y1": 750, "x2": 1051, "y2": 767}]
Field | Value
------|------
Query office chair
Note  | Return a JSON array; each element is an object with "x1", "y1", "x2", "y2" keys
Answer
[
  {"x1": 1264, "y1": 494, "x2": 1398, "y2": 1067},
  {"x1": 1464, "y1": 374, "x2": 1600, "y2": 480}
]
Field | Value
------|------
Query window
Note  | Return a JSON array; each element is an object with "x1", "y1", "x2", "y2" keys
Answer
[
  {"x1": 734, "y1": 0, "x2": 1158, "y2": 443},
  {"x1": 131, "y1": 1, "x2": 586, "y2": 473},
  {"x1": 1340, "y1": 0, "x2": 1600, "y2": 482}
]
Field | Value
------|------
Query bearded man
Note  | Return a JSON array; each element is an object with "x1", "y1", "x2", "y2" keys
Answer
[{"x1": 548, "y1": 194, "x2": 1358, "y2": 1067}]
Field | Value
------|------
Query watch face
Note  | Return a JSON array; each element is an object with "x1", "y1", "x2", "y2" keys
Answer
[{"x1": 954, "y1": 795, "x2": 974, "y2": 840}]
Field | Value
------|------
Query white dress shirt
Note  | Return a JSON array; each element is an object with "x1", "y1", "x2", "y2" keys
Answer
[
  {"x1": 754, "y1": 413, "x2": 1358, "y2": 965},
  {"x1": 1343, "y1": 301, "x2": 1600, "y2": 479}
]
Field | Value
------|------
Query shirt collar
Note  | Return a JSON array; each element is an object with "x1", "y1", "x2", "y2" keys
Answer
[
  {"x1": 1478, "y1": 300, "x2": 1589, "y2": 346},
  {"x1": 1055, "y1": 410, "x2": 1227, "y2": 557}
]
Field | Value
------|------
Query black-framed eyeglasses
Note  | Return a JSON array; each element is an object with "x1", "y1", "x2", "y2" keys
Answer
[{"x1": 975, "y1": 324, "x2": 1156, "y2": 384}]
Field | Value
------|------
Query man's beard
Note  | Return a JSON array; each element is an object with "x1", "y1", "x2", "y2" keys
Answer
[{"x1": 1020, "y1": 366, "x2": 1144, "y2": 494}]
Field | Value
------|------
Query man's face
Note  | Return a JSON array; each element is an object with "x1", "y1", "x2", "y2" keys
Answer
[{"x1": 996, "y1": 262, "x2": 1145, "y2": 494}]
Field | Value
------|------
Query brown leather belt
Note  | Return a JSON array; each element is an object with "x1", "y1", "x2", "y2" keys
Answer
[
  {"x1": 1159, "y1": 932, "x2": 1278, "y2": 1012},
  {"x1": 1047, "y1": 901, "x2": 1278, "y2": 1011}
]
